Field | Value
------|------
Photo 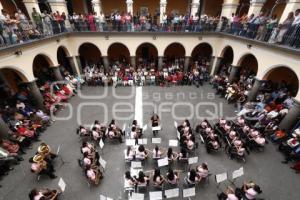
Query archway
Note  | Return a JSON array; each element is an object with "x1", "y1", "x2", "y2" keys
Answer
[
  {"x1": 136, "y1": 43, "x2": 158, "y2": 68},
  {"x1": 218, "y1": 46, "x2": 234, "y2": 75},
  {"x1": 0, "y1": 67, "x2": 29, "y2": 107},
  {"x1": 0, "y1": 0, "x2": 29, "y2": 18},
  {"x1": 191, "y1": 43, "x2": 213, "y2": 62},
  {"x1": 262, "y1": 0, "x2": 286, "y2": 18},
  {"x1": 33, "y1": 54, "x2": 55, "y2": 86},
  {"x1": 78, "y1": 43, "x2": 102, "y2": 70},
  {"x1": 107, "y1": 43, "x2": 130, "y2": 65},
  {"x1": 57, "y1": 46, "x2": 73, "y2": 76},
  {"x1": 237, "y1": 54, "x2": 258, "y2": 78},
  {"x1": 263, "y1": 66, "x2": 299, "y2": 97},
  {"x1": 164, "y1": 43, "x2": 185, "y2": 64}
]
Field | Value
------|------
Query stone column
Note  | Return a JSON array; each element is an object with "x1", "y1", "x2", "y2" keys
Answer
[
  {"x1": 25, "y1": 80, "x2": 45, "y2": 110},
  {"x1": 210, "y1": 57, "x2": 223, "y2": 76},
  {"x1": 220, "y1": 0, "x2": 239, "y2": 18},
  {"x1": 75, "y1": 56, "x2": 83, "y2": 74},
  {"x1": 228, "y1": 65, "x2": 239, "y2": 83},
  {"x1": 0, "y1": 116, "x2": 10, "y2": 138},
  {"x1": 191, "y1": 0, "x2": 200, "y2": 16},
  {"x1": 160, "y1": 0, "x2": 167, "y2": 24},
  {"x1": 126, "y1": 0, "x2": 133, "y2": 14},
  {"x1": 23, "y1": 0, "x2": 41, "y2": 21},
  {"x1": 158, "y1": 56, "x2": 164, "y2": 70},
  {"x1": 51, "y1": 66, "x2": 64, "y2": 81},
  {"x1": 48, "y1": 0, "x2": 70, "y2": 29},
  {"x1": 67, "y1": 56, "x2": 80, "y2": 75},
  {"x1": 130, "y1": 56, "x2": 136, "y2": 68},
  {"x1": 279, "y1": 0, "x2": 300, "y2": 23},
  {"x1": 184, "y1": 56, "x2": 191, "y2": 72},
  {"x1": 92, "y1": 0, "x2": 102, "y2": 15},
  {"x1": 103, "y1": 56, "x2": 109, "y2": 72},
  {"x1": 247, "y1": 78, "x2": 262, "y2": 102},
  {"x1": 248, "y1": 0, "x2": 266, "y2": 16},
  {"x1": 279, "y1": 100, "x2": 300, "y2": 133}
]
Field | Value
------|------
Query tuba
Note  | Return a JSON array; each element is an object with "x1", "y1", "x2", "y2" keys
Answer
[{"x1": 38, "y1": 144, "x2": 50, "y2": 156}]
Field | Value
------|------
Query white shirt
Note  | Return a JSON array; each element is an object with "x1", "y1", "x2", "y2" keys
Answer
[{"x1": 292, "y1": 15, "x2": 300, "y2": 26}]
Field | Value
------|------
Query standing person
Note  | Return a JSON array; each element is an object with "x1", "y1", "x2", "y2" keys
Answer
[
  {"x1": 287, "y1": 9, "x2": 300, "y2": 47},
  {"x1": 87, "y1": 12, "x2": 96, "y2": 31},
  {"x1": 275, "y1": 12, "x2": 294, "y2": 44},
  {"x1": 60, "y1": 12, "x2": 67, "y2": 32},
  {"x1": 31, "y1": 8, "x2": 43, "y2": 34},
  {"x1": 0, "y1": 10, "x2": 15, "y2": 45},
  {"x1": 42, "y1": 10, "x2": 53, "y2": 35},
  {"x1": 99, "y1": 11, "x2": 106, "y2": 31}
]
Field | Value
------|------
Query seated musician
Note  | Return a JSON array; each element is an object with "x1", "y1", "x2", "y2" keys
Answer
[
  {"x1": 125, "y1": 146, "x2": 135, "y2": 161},
  {"x1": 177, "y1": 119, "x2": 191, "y2": 134},
  {"x1": 92, "y1": 127, "x2": 102, "y2": 142},
  {"x1": 106, "y1": 128, "x2": 123, "y2": 143},
  {"x1": 217, "y1": 186, "x2": 240, "y2": 200},
  {"x1": 85, "y1": 165, "x2": 103, "y2": 185},
  {"x1": 152, "y1": 168, "x2": 165, "y2": 188},
  {"x1": 248, "y1": 129, "x2": 266, "y2": 147},
  {"x1": 29, "y1": 188, "x2": 59, "y2": 200},
  {"x1": 196, "y1": 163, "x2": 209, "y2": 182},
  {"x1": 125, "y1": 171, "x2": 137, "y2": 187},
  {"x1": 15, "y1": 124, "x2": 38, "y2": 141},
  {"x1": 186, "y1": 169, "x2": 200, "y2": 185},
  {"x1": 206, "y1": 132, "x2": 221, "y2": 153},
  {"x1": 237, "y1": 116, "x2": 245, "y2": 126},
  {"x1": 133, "y1": 171, "x2": 150, "y2": 186},
  {"x1": 178, "y1": 148, "x2": 188, "y2": 161},
  {"x1": 152, "y1": 145, "x2": 165, "y2": 160},
  {"x1": 31, "y1": 154, "x2": 56, "y2": 179},
  {"x1": 230, "y1": 140, "x2": 246, "y2": 160},
  {"x1": 136, "y1": 145, "x2": 149, "y2": 161},
  {"x1": 38, "y1": 143, "x2": 57, "y2": 161},
  {"x1": 131, "y1": 120, "x2": 143, "y2": 138},
  {"x1": 242, "y1": 181, "x2": 262, "y2": 200},
  {"x1": 77, "y1": 125, "x2": 89, "y2": 136},
  {"x1": 81, "y1": 142, "x2": 99, "y2": 161},
  {"x1": 167, "y1": 148, "x2": 178, "y2": 162},
  {"x1": 93, "y1": 120, "x2": 106, "y2": 134},
  {"x1": 151, "y1": 114, "x2": 160, "y2": 135},
  {"x1": 166, "y1": 168, "x2": 180, "y2": 186}
]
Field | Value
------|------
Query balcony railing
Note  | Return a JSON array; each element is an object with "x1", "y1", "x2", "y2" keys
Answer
[{"x1": 0, "y1": 18, "x2": 299, "y2": 50}]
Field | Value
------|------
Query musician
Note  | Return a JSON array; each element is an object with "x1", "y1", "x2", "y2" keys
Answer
[
  {"x1": 81, "y1": 142, "x2": 99, "y2": 162},
  {"x1": 37, "y1": 143, "x2": 57, "y2": 161},
  {"x1": 29, "y1": 188, "x2": 59, "y2": 200},
  {"x1": 77, "y1": 125, "x2": 89, "y2": 136},
  {"x1": 136, "y1": 145, "x2": 149, "y2": 161},
  {"x1": 31, "y1": 154, "x2": 56, "y2": 179},
  {"x1": 107, "y1": 127, "x2": 123, "y2": 143},
  {"x1": 241, "y1": 181, "x2": 262, "y2": 200},
  {"x1": 152, "y1": 168, "x2": 165, "y2": 188},
  {"x1": 125, "y1": 146, "x2": 135, "y2": 161},
  {"x1": 85, "y1": 165, "x2": 103, "y2": 185},
  {"x1": 152, "y1": 145, "x2": 164, "y2": 160},
  {"x1": 196, "y1": 163, "x2": 209, "y2": 182},
  {"x1": 186, "y1": 169, "x2": 200, "y2": 185},
  {"x1": 125, "y1": 171, "x2": 137, "y2": 187},
  {"x1": 217, "y1": 186, "x2": 240, "y2": 200},
  {"x1": 166, "y1": 168, "x2": 180, "y2": 186},
  {"x1": 133, "y1": 171, "x2": 150, "y2": 187},
  {"x1": 131, "y1": 120, "x2": 143, "y2": 137},
  {"x1": 167, "y1": 148, "x2": 178, "y2": 162},
  {"x1": 178, "y1": 148, "x2": 188, "y2": 161},
  {"x1": 151, "y1": 113, "x2": 160, "y2": 135}
]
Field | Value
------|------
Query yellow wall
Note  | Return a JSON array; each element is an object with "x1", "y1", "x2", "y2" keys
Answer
[
  {"x1": 102, "y1": 0, "x2": 127, "y2": 15},
  {"x1": 71, "y1": 0, "x2": 86, "y2": 14},
  {"x1": 203, "y1": 0, "x2": 223, "y2": 16},
  {"x1": 166, "y1": 0, "x2": 189, "y2": 15},
  {"x1": 133, "y1": 0, "x2": 160, "y2": 15},
  {"x1": 262, "y1": 0, "x2": 286, "y2": 18}
]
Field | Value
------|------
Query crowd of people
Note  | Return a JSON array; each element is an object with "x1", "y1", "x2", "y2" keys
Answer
[
  {"x1": 82, "y1": 58, "x2": 210, "y2": 88},
  {"x1": 0, "y1": 6, "x2": 299, "y2": 48}
]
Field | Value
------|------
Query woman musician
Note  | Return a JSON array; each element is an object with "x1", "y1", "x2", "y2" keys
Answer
[
  {"x1": 31, "y1": 154, "x2": 56, "y2": 179},
  {"x1": 151, "y1": 113, "x2": 160, "y2": 136}
]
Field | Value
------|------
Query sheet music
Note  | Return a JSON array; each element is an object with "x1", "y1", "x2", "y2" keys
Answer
[
  {"x1": 130, "y1": 193, "x2": 144, "y2": 200},
  {"x1": 142, "y1": 124, "x2": 148, "y2": 132},
  {"x1": 216, "y1": 172, "x2": 228, "y2": 183},
  {"x1": 177, "y1": 131, "x2": 181, "y2": 140},
  {"x1": 126, "y1": 139, "x2": 136, "y2": 146},
  {"x1": 165, "y1": 188, "x2": 180, "y2": 198},
  {"x1": 99, "y1": 139, "x2": 104, "y2": 149},
  {"x1": 188, "y1": 156, "x2": 198, "y2": 165},
  {"x1": 58, "y1": 177, "x2": 66, "y2": 192},
  {"x1": 169, "y1": 140, "x2": 178, "y2": 147},
  {"x1": 174, "y1": 121, "x2": 178, "y2": 129},
  {"x1": 131, "y1": 161, "x2": 142, "y2": 168},
  {"x1": 99, "y1": 156, "x2": 107, "y2": 169},
  {"x1": 56, "y1": 145, "x2": 61, "y2": 155},
  {"x1": 183, "y1": 187, "x2": 195, "y2": 198},
  {"x1": 152, "y1": 126, "x2": 161, "y2": 131},
  {"x1": 152, "y1": 138, "x2": 161, "y2": 144},
  {"x1": 138, "y1": 139, "x2": 147, "y2": 145},
  {"x1": 232, "y1": 167, "x2": 244, "y2": 179},
  {"x1": 157, "y1": 157, "x2": 169, "y2": 167},
  {"x1": 100, "y1": 195, "x2": 106, "y2": 200},
  {"x1": 149, "y1": 191, "x2": 163, "y2": 200}
]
